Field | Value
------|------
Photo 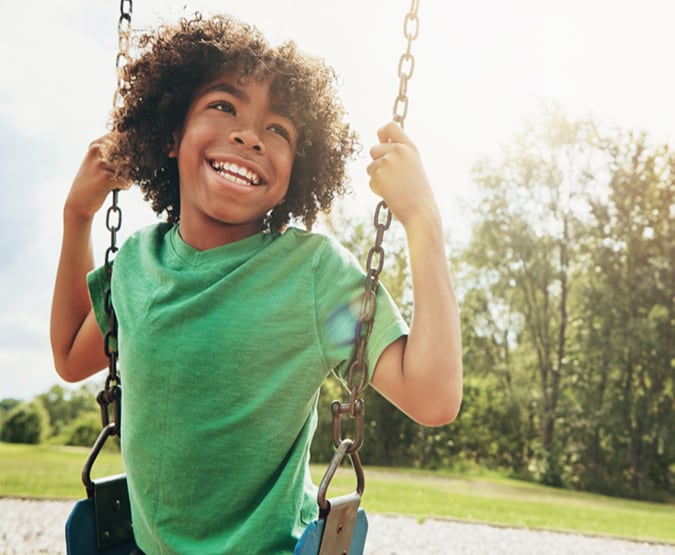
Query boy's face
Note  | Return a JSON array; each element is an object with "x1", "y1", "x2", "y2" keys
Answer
[{"x1": 170, "y1": 72, "x2": 297, "y2": 249}]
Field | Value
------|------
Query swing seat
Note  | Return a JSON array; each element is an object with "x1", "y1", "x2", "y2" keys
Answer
[
  {"x1": 65, "y1": 428, "x2": 366, "y2": 554},
  {"x1": 65, "y1": 424, "x2": 137, "y2": 554},
  {"x1": 66, "y1": 482, "x2": 366, "y2": 555},
  {"x1": 294, "y1": 502, "x2": 368, "y2": 555},
  {"x1": 295, "y1": 438, "x2": 368, "y2": 555},
  {"x1": 65, "y1": 474, "x2": 138, "y2": 555}
]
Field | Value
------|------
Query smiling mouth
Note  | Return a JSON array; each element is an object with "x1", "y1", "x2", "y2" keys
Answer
[{"x1": 209, "y1": 159, "x2": 262, "y2": 186}]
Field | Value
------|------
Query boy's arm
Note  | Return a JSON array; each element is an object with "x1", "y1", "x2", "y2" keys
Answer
[
  {"x1": 368, "y1": 122, "x2": 463, "y2": 427},
  {"x1": 50, "y1": 136, "x2": 128, "y2": 382}
]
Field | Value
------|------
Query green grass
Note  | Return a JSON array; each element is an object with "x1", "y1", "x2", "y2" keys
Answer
[
  {"x1": 1, "y1": 442, "x2": 673, "y2": 545},
  {"x1": 0, "y1": 442, "x2": 125, "y2": 499},
  {"x1": 314, "y1": 465, "x2": 675, "y2": 545}
]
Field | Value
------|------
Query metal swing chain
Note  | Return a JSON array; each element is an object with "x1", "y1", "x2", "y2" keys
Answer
[
  {"x1": 331, "y1": 0, "x2": 421, "y2": 456},
  {"x1": 97, "y1": 0, "x2": 133, "y2": 436},
  {"x1": 392, "y1": 0, "x2": 420, "y2": 130},
  {"x1": 113, "y1": 0, "x2": 134, "y2": 110}
]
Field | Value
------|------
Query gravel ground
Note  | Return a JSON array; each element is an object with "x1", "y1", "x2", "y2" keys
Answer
[{"x1": 2, "y1": 498, "x2": 674, "y2": 555}]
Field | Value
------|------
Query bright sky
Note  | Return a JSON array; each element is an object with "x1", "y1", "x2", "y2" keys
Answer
[{"x1": 2, "y1": 0, "x2": 674, "y2": 400}]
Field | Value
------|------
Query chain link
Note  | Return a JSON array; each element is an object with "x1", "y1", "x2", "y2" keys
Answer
[
  {"x1": 334, "y1": 0, "x2": 421, "y2": 454},
  {"x1": 392, "y1": 0, "x2": 420, "y2": 129},
  {"x1": 98, "y1": 1, "x2": 132, "y2": 436},
  {"x1": 99, "y1": 191, "x2": 123, "y2": 434},
  {"x1": 113, "y1": 0, "x2": 133, "y2": 110},
  {"x1": 345, "y1": 202, "x2": 392, "y2": 410}
]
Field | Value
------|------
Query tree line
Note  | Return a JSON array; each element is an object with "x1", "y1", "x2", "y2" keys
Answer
[
  {"x1": 2, "y1": 104, "x2": 672, "y2": 501},
  {"x1": 1, "y1": 384, "x2": 103, "y2": 447},
  {"x1": 319, "y1": 103, "x2": 673, "y2": 501}
]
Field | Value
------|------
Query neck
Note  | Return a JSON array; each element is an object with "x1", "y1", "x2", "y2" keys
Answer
[{"x1": 177, "y1": 220, "x2": 263, "y2": 251}]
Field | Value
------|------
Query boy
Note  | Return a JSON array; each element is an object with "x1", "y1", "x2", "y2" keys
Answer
[{"x1": 51, "y1": 14, "x2": 462, "y2": 554}]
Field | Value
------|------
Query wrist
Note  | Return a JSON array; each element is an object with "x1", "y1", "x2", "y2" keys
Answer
[
  {"x1": 63, "y1": 197, "x2": 97, "y2": 225},
  {"x1": 400, "y1": 201, "x2": 442, "y2": 236}
]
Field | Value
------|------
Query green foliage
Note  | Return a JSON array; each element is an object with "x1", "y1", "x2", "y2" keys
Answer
[
  {"x1": 0, "y1": 383, "x2": 107, "y2": 450},
  {"x1": 0, "y1": 397, "x2": 21, "y2": 415},
  {"x1": 37, "y1": 384, "x2": 100, "y2": 438},
  {"x1": 448, "y1": 376, "x2": 529, "y2": 471},
  {"x1": 65, "y1": 412, "x2": 104, "y2": 447},
  {"x1": 0, "y1": 400, "x2": 50, "y2": 444},
  {"x1": 455, "y1": 103, "x2": 674, "y2": 498},
  {"x1": 565, "y1": 129, "x2": 675, "y2": 498},
  {"x1": 361, "y1": 386, "x2": 425, "y2": 467},
  {"x1": 0, "y1": 398, "x2": 21, "y2": 429}
]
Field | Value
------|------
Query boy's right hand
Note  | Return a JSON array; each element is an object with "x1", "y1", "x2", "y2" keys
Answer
[{"x1": 65, "y1": 134, "x2": 130, "y2": 220}]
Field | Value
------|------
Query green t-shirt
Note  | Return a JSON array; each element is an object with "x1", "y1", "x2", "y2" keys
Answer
[{"x1": 88, "y1": 223, "x2": 408, "y2": 554}]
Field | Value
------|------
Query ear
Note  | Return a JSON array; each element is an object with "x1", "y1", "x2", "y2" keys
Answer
[{"x1": 168, "y1": 130, "x2": 180, "y2": 158}]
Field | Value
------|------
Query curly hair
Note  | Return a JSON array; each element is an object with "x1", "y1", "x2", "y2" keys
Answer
[{"x1": 104, "y1": 13, "x2": 359, "y2": 232}]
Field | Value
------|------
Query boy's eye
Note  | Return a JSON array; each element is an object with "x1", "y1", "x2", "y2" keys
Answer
[
  {"x1": 268, "y1": 123, "x2": 292, "y2": 142},
  {"x1": 211, "y1": 101, "x2": 236, "y2": 115}
]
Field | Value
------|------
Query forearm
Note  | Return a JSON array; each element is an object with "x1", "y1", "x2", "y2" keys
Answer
[
  {"x1": 402, "y1": 213, "x2": 463, "y2": 416},
  {"x1": 50, "y1": 208, "x2": 104, "y2": 381},
  {"x1": 371, "y1": 211, "x2": 463, "y2": 426}
]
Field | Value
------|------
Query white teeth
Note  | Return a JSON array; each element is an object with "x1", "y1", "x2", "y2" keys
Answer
[{"x1": 209, "y1": 160, "x2": 261, "y2": 186}]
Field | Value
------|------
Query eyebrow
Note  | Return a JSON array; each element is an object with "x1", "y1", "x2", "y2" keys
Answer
[
  {"x1": 201, "y1": 82, "x2": 295, "y2": 127},
  {"x1": 202, "y1": 82, "x2": 248, "y2": 102}
]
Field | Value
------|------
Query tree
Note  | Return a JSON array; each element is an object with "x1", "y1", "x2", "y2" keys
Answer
[
  {"x1": 460, "y1": 104, "x2": 674, "y2": 497},
  {"x1": 37, "y1": 383, "x2": 100, "y2": 438},
  {"x1": 465, "y1": 103, "x2": 601, "y2": 484},
  {"x1": 0, "y1": 398, "x2": 21, "y2": 426},
  {"x1": 573, "y1": 130, "x2": 675, "y2": 497},
  {"x1": 0, "y1": 400, "x2": 50, "y2": 444},
  {"x1": 453, "y1": 219, "x2": 539, "y2": 472},
  {"x1": 66, "y1": 412, "x2": 105, "y2": 447}
]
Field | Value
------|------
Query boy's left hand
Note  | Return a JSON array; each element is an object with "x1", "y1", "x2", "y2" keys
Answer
[{"x1": 367, "y1": 121, "x2": 439, "y2": 229}]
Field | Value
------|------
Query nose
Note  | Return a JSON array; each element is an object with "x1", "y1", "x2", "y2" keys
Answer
[{"x1": 229, "y1": 127, "x2": 264, "y2": 153}]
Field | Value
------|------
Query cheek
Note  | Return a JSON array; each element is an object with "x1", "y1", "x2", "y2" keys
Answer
[
  {"x1": 276, "y1": 178, "x2": 291, "y2": 203},
  {"x1": 279, "y1": 150, "x2": 296, "y2": 181},
  {"x1": 281, "y1": 157, "x2": 298, "y2": 197}
]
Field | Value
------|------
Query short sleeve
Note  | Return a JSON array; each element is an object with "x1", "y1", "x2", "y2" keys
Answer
[
  {"x1": 313, "y1": 236, "x2": 409, "y2": 387},
  {"x1": 87, "y1": 264, "x2": 111, "y2": 336}
]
